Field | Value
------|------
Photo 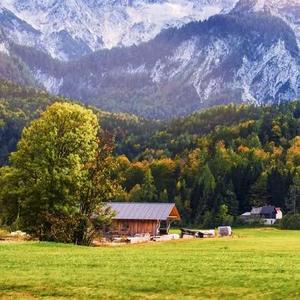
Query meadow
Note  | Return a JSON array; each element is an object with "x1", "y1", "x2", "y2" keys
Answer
[{"x1": 0, "y1": 228, "x2": 300, "y2": 300}]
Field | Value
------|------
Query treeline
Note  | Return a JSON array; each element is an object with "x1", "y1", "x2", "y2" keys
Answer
[{"x1": 1, "y1": 80, "x2": 300, "y2": 227}]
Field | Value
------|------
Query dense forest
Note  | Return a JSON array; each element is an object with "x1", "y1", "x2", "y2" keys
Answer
[
  {"x1": 1, "y1": 80, "x2": 300, "y2": 228},
  {"x1": 113, "y1": 102, "x2": 300, "y2": 226}
]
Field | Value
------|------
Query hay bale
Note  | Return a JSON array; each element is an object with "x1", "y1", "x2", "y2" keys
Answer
[{"x1": 218, "y1": 226, "x2": 232, "y2": 237}]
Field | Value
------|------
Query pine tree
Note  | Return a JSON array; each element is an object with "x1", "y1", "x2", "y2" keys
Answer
[
  {"x1": 286, "y1": 174, "x2": 300, "y2": 214},
  {"x1": 248, "y1": 173, "x2": 271, "y2": 207},
  {"x1": 141, "y1": 169, "x2": 157, "y2": 202}
]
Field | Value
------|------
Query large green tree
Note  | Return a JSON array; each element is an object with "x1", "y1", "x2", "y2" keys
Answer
[{"x1": 0, "y1": 102, "x2": 119, "y2": 244}]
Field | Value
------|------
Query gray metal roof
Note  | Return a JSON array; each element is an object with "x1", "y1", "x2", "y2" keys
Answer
[
  {"x1": 251, "y1": 207, "x2": 262, "y2": 215},
  {"x1": 261, "y1": 206, "x2": 276, "y2": 214},
  {"x1": 251, "y1": 206, "x2": 276, "y2": 215},
  {"x1": 107, "y1": 202, "x2": 178, "y2": 220}
]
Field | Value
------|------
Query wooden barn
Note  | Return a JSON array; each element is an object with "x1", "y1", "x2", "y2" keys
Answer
[{"x1": 107, "y1": 202, "x2": 180, "y2": 236}]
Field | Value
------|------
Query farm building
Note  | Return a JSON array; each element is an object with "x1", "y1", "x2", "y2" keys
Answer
[
  {"x1": 241, "y1": 205, "x2": 283, "y2": 225},
  {"x1": 106, "y1": 202, "x2": 181, "y2": 236}
]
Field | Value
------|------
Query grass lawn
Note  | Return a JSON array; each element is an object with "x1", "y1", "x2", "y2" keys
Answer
[{"x1": 0, "y1": 228, "x2": 300, "y2": 300}]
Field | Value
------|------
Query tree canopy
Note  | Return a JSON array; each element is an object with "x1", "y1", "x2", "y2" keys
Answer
[{"x1": 0, "y1": 102, "x2": 120, "y2": 244}]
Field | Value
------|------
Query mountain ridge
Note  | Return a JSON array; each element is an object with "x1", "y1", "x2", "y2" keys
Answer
[
  {"x1": 0, "y1": 0, "x2": 238, "y2": 61},
  {"x1": 0, "y1": 0, "x2": 299, "y2": 119}
]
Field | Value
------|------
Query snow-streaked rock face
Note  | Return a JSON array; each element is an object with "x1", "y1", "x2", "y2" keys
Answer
[
  {"x1": 270, "y1": 1, "x2": 300, "y2": 49},
  {"x1": 0, "y1": 42, "x2": 9, "y2": 56},
  {"x1": 147, "y1": 35, "x2": 300, "y2": 111},
  {"x1": 0, "y1": 0, "x2": 239, "y2": 60},
  {"x1": 234, "y1": 0, "x2": 300, "y2": 47},
  {"x1": 236, "y1": 40, "x2": 300, "y2": 104},
  {"x1": 35, "y1": 70, "x2": 63, "y2": 95},
  {"x1": 150, "y1": 37, "x2": 232, "y2": 102}
]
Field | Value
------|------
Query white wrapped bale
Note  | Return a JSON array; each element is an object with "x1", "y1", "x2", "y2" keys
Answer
[
  {"x1": 202, "y1": 230, "x2": 215, "y2": 238},
  {"x1": 218, "y1": 226, "x2": 232, "y2": 237}
]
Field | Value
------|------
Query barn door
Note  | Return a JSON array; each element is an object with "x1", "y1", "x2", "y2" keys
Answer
[{"x1": 159, "y1": 220, "x2": 170, "y2": 235}]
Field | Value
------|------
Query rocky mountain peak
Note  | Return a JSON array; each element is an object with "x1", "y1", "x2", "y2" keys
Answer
[{"x1": 0, "y1": 0, "x2": 239, "y2": 61}]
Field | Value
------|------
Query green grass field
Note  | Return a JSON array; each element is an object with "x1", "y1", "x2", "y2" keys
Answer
[{"x1": 0, "y1": 228, "x2": 300, "y2": 300}]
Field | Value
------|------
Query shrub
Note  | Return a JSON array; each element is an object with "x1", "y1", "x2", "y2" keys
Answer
[{"x1": 280, "y1": 214, "x2": 300, "y2": 230}]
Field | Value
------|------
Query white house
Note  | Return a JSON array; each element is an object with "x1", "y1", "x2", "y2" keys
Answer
[{"x1": 241, "y1": 206, "x2": 283, "y2": 225}]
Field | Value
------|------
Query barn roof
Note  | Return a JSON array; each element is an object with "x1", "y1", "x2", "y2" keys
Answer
[{"x1": 107, "y1": 202, "x2": 180, "y2": 221}]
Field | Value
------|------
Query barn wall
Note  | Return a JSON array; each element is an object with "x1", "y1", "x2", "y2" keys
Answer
[{"x1": 112, "y1": 220, "x2": 159, "y2": 236}]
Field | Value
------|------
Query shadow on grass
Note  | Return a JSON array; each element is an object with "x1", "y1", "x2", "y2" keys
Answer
[{"x1": 0, "y1": 284, "x2": 74, "y2": 298}]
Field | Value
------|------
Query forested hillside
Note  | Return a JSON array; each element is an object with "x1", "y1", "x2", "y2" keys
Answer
[
  {"x1": 1, "y1": 80, "x2": 300, "y2": 227},
  {"x1": 114, "y1": 102, "x2": 300, "y2": 226},
  {"x1": 0, "y1": 80, "x2": 158, "y2": 164}
]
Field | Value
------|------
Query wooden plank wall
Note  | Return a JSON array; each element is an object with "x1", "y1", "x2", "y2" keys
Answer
[{"x1": 112, "y1": 220, "x2": 159, "y2": 236}]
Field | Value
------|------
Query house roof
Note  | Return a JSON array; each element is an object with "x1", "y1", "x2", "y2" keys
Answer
[
  {"x1": 250, "y1": 206, "x2": 277, "y2": 215},
  {"x1": 251, "y1": 207, "x2": 262, "y2": 215},
  {"x1": 261, "y1": 206, "x2": 276, "y2": 214},
  {"x1": 107, "y1": 202, "x2": 180, "y2": 221},
  {"x1": 241, "y1": 212, "x2": 251, "y2": 216}
]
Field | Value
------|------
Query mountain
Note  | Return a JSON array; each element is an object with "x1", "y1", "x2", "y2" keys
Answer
[
  {"x1": 233, "y1": 0, "x2": 300, "y2": 44},
  {"x1": 0, "y1": 0, "x2": 238, "y2": 61},
  {"x1": 270, "y1": 0, "x2": 300, "y2": 48},
  {"x1": 0, "y1": 0, "x2": 300, "y2": 119},
  {"x1": 0, "y1": 29, "x2": 38, "y2": 87}
]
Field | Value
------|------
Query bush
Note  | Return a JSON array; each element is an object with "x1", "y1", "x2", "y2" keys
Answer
[
  {"x1": 215, "y1": 204, "x2": 234, "y2": 226},
  {"x1": 0, "y1": 227, "x2": 9, "y2": 238},
  {"x1": 280, "y1": 214, "x2": 300, "y2": 230},
  {"x1": 201, "y1": 205, "x2": 234, "y2": 229},
  {"x1": 233, "y1": 218, "x2": 268, "y2": 228}
]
